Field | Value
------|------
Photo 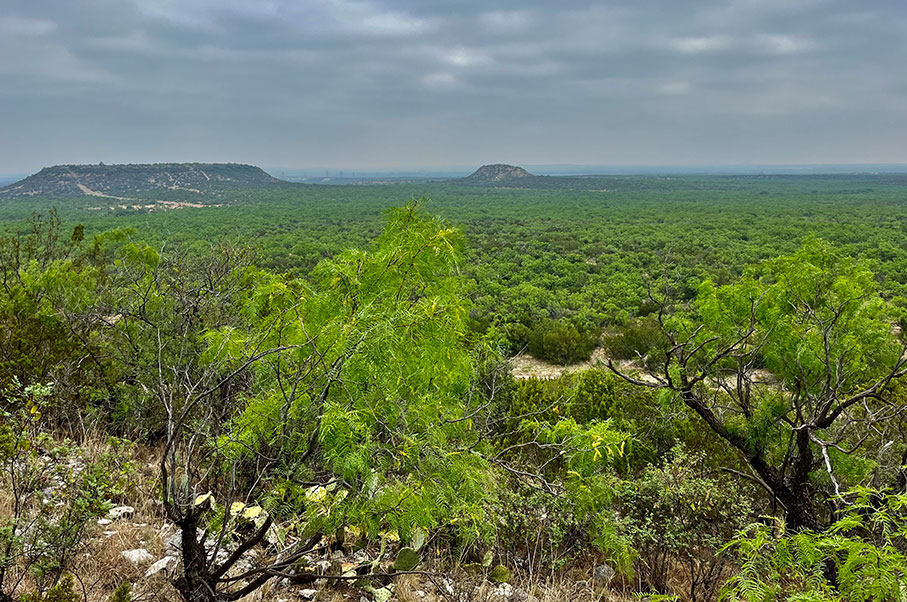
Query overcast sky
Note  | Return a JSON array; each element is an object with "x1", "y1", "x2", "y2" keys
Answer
[{"x1": 2, "y1": 0, "x2": 906, "y2": 173}]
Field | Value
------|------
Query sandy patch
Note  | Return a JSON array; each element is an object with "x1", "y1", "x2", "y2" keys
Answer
[
  {"x1": 509, "y1": 348, "x2": 610, "y2": 380},
  {"x1": 508, "y1": 348, "x2": 665, "y2": 384}
]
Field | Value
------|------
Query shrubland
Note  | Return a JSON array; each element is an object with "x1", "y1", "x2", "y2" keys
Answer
[
  {"x1": 10, "y1": 174, "x2": 907, "y2": 364},
  {"x1": 1, "y1": 177, "x2": 907, "y2": 601}
]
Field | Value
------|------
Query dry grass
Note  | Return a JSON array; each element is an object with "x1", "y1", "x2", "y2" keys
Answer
[
  {"x1": 70, "y1": 434, "x2": 166, "y2": 600},
  {"x1": 77, "y1": 520, "x2": 169, "y2": 596},
  {"x1": 395, "y1": 574, "x2": 425, "y2": 602},
  {"x1": 0, "y1": 427, "x2": 172, "y2": 601}
]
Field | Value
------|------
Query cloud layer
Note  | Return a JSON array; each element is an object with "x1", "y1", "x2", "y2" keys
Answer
[{"x1": 2, "y1": 0, "x2": 906, "y2": 171}]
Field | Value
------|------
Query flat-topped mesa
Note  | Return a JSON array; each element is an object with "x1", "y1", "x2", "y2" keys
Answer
[
  {"x1": 0, "y1": 162, "x2": 282, "y2": 198},
  {"x1": 464, "y1": 164, "x2": 533, "y2": 182}
]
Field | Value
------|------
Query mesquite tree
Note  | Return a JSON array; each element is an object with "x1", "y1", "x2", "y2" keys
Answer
[
  {"x1": 110, "y1": 203, "x2": 491, "y2": 601},
  {"x1": 610, "y1": 239, "x2": 907, "y2": 530}
]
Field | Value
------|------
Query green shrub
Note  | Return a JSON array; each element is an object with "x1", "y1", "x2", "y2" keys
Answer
[
  {"x1": 509, "y1": 370, "x2": 671, "y2": 464},
  {"x1": 527, "y1": 319, "x2": 597, "y2": 364},
  {"x1": 19, "y1": 574, "x2": 79, "y2": 602},
  {"x1": 508, "y1": 377, "x2": 561, "y2": 423},
  {"x1": 0, "y1": 212, "x2": 111, "y2": 428},
  {"x1": 568, "y1": 369, "x2": 668, "y2": 464},
  {"x1": 615, "y1": 447, "x2": 752, "y2": 601},
  {"x1": 108, "y1": 582, "x2": 132, "y2": 602},
  {"x1": 502, "y1": 322, "x2": 531, "y2": 354},
  {"x1": 601, "y1": 316, "x2": 669, "y2": 369},
  {"x1": 570, "y1": 368, "x2": 654, "y2": 424},
  {"x1": 492, "y1": 469, "x2": 633, "y2": 574},
  {"x1": 488, "y1": 565, "x2": 511, "y2": 583},
  {"x1": 42, "y1": 574, "x2": 79, "y2": 602}
]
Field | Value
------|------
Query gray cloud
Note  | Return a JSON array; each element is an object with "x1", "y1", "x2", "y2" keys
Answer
[{"x1": 1, "y1": 0, "x2": 906, "y2": 172}]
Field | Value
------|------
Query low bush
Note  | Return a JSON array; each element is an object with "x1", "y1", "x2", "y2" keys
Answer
[
  {"x1": 602, "y1": 316, "x2": 669, "y2": 369},
  {"x1": 615, "y1": 447, "x2": 751, "y2": 601},
  {"x1": 527, "y1": 319, "x2": 597, "y2": 364}
]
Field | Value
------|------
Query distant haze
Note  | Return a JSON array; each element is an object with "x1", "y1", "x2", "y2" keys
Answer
[
  {"x1": 2, "y1": 1, "x2": 907, "y2": 173},
  {"x1": 265, "y1": 164, "x2": 907, "y2": 180}
]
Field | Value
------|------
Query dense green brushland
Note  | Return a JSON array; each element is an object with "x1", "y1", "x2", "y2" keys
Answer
[
  {"x1": 2, "y1": 175, "x2": 907, "y2": 601},
  {"x1": 5, "y1": 174, "x2": 907, "y2": 359}
]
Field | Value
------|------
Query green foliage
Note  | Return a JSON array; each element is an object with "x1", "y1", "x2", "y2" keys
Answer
[
  {"x1": 569, "y1": 369, "x2": 655, "y2": 429},
  {"x1": 492, "y1": 485, "x2": 603, "y2": 570},
  {"x1": 102, "y1": 240, "x2": 261, "y2": 436},
  {"x1": 488, "y1": 565, "x2": 511, "y2": 583},
  {"x1": 508, "y1": 370, "x2": 673, "y2": 465},
  {"x1": 107, "y1": 582, "x2": 132, "y2": 602},
  {"x1": 10, "y1": 174, "x2": 907, "y2": 341},
  {"x1": 6, "y1": 179, "x2": 907, "y2": 594},
  {"x1": 528, "y1": 418, "x2": 629, "y2": 475},
  {"x1": 721, "y1": 488, "x2": 907, "y2": 602},
  {"x1": 615, "y1": 447, "x2": 752, "y2": 600},
  {"x1": 207, "y1": 202, "x2": 493, "y2": 547},
  {"x1": 696, "y1": 237, "x2": 901, "y2": 399},
  {"x1": 527, "y1": 319, "x2": 597, "y2": 364},
  {"x1": 644, "y1": 236, "x2": 907, "y2": 530},
  {"x1": 393, "y1": 547, "x2": 421, "y2": 571},
  {"x1": 32, "y1": 573, "x2": 78, "y2": 602},
  {"x1": 0, "y1": 211, "x2": 112, "y2": 426},
  {"x1": 602, "y1": 316, "x2": 670, "y2": 370},
  {"x1": 508, "y1": 377, "x2": 562, "y2": 423},
  {"x1": 493, "y1": 407, "x2": 636, "y2": 574}
]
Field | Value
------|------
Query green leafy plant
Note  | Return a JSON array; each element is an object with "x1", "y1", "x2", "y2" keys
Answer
[
  {"x1": 602, "y1": 316, "x2": 670, "y2": 370},
  {"x1": 721, "y1": 488, "x2": 907, "y2": 602}
]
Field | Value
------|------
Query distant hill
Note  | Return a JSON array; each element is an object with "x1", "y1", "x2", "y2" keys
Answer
[
  {"x1": 454, "y1": 163, "x2": 620, "y2": 190},
  {"x1": 462, "y1": 164, "x2": 533, "y2": 183},
  {"x1": 0, "y1": 163, "x2": 282, "y2": 199}
]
